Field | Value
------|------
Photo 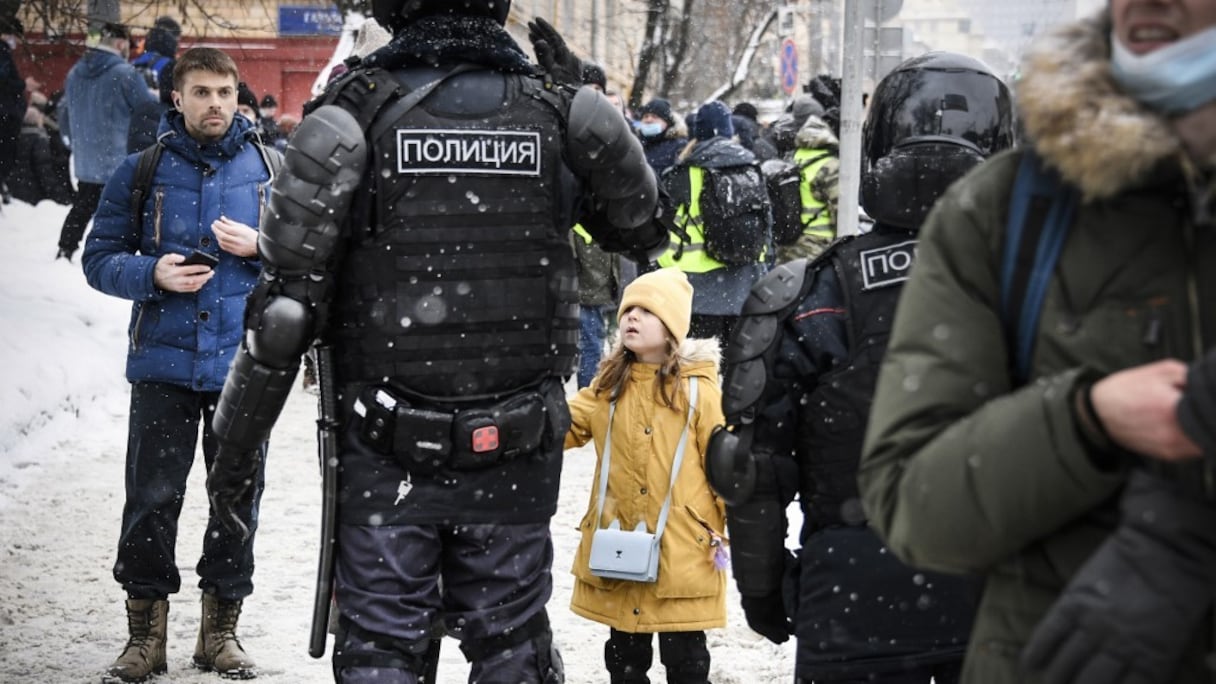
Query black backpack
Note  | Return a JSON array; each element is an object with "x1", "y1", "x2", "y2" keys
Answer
[
  {"x1": 696, "y1": 163, "x2": 771, "y2": 265},
  {"x1": 760, "y1": 157, "x2": 812, "y2": 246}
]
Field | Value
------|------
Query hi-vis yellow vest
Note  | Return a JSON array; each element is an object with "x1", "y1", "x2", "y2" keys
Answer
[
  {"x1": 795, "y1": 147, "x2": 834, "y2": 240},
  {"x1": 657, "y1": 166, "x2": 726, "y2": 273}
]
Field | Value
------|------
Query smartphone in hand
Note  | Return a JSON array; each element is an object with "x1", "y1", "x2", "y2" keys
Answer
[{"x1": 179, "y1": 249, "x2": 220, "y2": 268}]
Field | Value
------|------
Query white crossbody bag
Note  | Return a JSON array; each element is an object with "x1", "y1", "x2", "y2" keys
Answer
[{"x1": 587, "y1": 377, "x2": 698, "y2": 583}]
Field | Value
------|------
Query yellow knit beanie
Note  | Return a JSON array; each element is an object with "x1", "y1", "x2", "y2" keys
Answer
[{"x1": 617, "y1": 268, "x2": 694, "y2": 345}]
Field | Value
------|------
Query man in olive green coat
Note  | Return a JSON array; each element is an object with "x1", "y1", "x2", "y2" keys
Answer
[{"x1": 859, "y1": 3, "x2": 1216, "y2": 683}]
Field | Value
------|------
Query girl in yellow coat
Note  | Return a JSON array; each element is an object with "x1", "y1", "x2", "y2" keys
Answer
[{"x1": 565, "y1": 267, "x2": 729, "y2": 684}]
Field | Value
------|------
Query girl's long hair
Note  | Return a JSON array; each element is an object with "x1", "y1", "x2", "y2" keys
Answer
[{"x1": 593, "y1": 333, "x2": 684, "y2": 410}]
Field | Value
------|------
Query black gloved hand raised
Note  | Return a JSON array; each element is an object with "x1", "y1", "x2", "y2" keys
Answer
[
  {"x1": 740, "y1": 592, "x2": 791, "y2": 645},
  {"x1": 1021, "y1": 470, "x2": 1216, "y2": 684},
  {"x1": 527, "y1": 17, "x2": 584, "y2": 87},
  {"x1": 1176, "y1": 347, "x2": 1216, "y2": 455},
  {"x1": 207, "y1": 445, "x2": 262, "y2": 542}
]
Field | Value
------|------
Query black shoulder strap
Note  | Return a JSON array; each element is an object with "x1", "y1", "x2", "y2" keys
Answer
[
  {"x1": 250, "y1": 134, "x2": 282, "y2": 181},
  {"x1": 130, "y1": 141, "x2": 165, "y2": 235},
  {"x1": 1000, "y1": 149, "x2": 1079, "y2": 385},
  {"x1": 313, "y1": 67, "x2": 407, "y2": 133}
]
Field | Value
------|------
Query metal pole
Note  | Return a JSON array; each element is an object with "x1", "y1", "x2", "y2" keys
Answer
[{"x1": 836, "y1": 0, "x2": 865, "y2": 237}]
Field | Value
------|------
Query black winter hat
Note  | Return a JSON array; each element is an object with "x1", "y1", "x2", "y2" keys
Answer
[
  {"x1": 237, "y1": 82, "x2": 259, "y2": 110},
  {"x1": 638, "y1": 98, "x2": 675, "y2": 128},
  {"x1": 691, "y1": 100, "x2": 733, "y2": 141},
  {"x1": 145, "y1": 16, "x2": 181, "y2": 56},
  {"x1": 732, "y1": 102, "x2": 759, "y2": 121},
  {"x1": 260, "y1": 93, "x2": 277, "y2": 109}
]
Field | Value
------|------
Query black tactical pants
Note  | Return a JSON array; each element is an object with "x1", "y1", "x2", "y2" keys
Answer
[{"x1": 334, "y1": 521, "x2": 558, "y2": 684}]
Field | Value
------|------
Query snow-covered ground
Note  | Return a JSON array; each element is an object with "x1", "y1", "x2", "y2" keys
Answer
[{"x1": 0, "y1": 199, "x2": 795, "y2": 683}]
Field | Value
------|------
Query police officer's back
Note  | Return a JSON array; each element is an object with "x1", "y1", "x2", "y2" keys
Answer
[
  {"x1": 711, "y1": 52, "x2": 1016, "y2": 684},
  {"x1": 205, "y1": 2, "x2": 665, "y2": 682}
]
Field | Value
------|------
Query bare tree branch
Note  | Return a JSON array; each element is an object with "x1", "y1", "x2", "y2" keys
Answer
[
  {"x1": 659, "y1": 0, "x2": 692, "y2": 95},
  {"x1": 627, "y1": 0, "x2": 667, "y2": 112},
  {"x1": 705, "y1": 8, "x2": 777, "y2": 103}
]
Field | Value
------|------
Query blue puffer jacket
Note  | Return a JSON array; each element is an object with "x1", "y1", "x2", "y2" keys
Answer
[
  {"x1": 82, "y1": 111, "x2": 273, "y2": 392},
  {"x1": 59, "y1": 47, "x2": 155, "y2": 184}
]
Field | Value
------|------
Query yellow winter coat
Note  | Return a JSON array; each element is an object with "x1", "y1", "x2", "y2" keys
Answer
[{"x1": 564, "y1": 338, "x2": 728, "y2": 633}]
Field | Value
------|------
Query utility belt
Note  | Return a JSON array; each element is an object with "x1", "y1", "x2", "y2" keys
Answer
[{"x1": 352, "y1": 384, "x2": 549, "y2": 475}]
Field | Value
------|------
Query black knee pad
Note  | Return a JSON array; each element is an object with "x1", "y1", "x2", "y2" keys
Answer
[
  {"x1": 332, "y1": 618, "x2": 433, "y2": 681},
  {"x1": 460, "y1": 610, "x2": 563, "y2": 683}
]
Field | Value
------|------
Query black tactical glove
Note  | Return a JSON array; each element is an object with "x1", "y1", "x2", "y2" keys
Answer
[
  {"x1": 1021, "y1": 470, "x2": 1216, "y2": 684},
  {"x1": 206, "y1": 445, "x2": 262, "y2": 541},
  {"x1": 740, "y1": 592, "x2": 791, "y2": 645},
  {"x1": 527, "y1": 17, "x2": 584, "y2": 87},
  {"x1": 1176, "y1": 347, "x2": 1216, "y2": 455}
]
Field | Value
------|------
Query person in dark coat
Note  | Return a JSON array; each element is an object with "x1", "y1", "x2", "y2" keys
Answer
[
  {"x1": 40, "y1": 89, "x2": 75, "y2": 204},
  {"x1": 126, "y1": 59, "x2": 173, "y2": 153},
  {"x1": 730, "y1": 101, "x2": 776, "y2": 161},
  {"x1": 11, "y1": 105, "x2": 69, "y2": 205},
  {"x1": 636, "y1": 97, "x2": 687, "y2": 174},
  {"x1": 766, "y1": 94, "x2": 823, "y2": 158},
  {"x1": 655, "y1": 100, "x2": 770, "y2": 346},
  {"x1": 0, "y1": 14, "x2": 26, "y2": 202},
  {"x1": 130, "y1": 16, "x2": 180, "y2": 93},
  {"x1": 712, "y1": 52, "x2": 1016, "y2": 684}
]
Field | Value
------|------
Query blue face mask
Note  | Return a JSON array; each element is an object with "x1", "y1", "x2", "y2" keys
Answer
[
  {"x1": 637, "y1": 122, "x2": 665, "y2": 138},
  {"x1": 1110, "y1": 25, "x2": 1216, "y2": 115}
]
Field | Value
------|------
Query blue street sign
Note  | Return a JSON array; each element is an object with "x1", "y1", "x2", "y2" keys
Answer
[
  {"x1": 279, "y1": 5, "x2": 343, "y2": 36},
  {"x1": 781, "y1": 38, "x2": 799, "y2": 95}
]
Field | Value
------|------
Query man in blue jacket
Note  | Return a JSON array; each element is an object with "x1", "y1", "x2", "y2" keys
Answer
[
  {"x1": 83, "y1": 46, "x2": 278, "y2": 684},
  {"x1": 56, "y1": 22, "x2": 155, "y2": 261}
]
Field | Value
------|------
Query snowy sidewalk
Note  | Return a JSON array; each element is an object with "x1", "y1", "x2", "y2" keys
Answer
[{"x1": 0, "y1": 200, "x2": 794, "y2": 683}]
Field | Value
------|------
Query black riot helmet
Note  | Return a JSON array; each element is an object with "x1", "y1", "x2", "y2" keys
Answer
[
  {"x1": 861, "y1": 51, "x2": 1015, "y2": 230},
  {"x1": 372, "y1": 0, "x2": 511, "y2": 35}
]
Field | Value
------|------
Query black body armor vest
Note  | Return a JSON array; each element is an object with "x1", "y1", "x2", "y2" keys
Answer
[
  {"x1": 330, "y1": 70, "x2": 581, "y2": 400},
  {"x1": 796, "y1": 230, "x2": 917, "y2": 530}
]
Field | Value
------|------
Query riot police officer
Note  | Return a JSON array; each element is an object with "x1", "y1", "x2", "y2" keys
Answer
[
  {"x1": 709, "y1": 52, "x2": 1016, "y2": 684},
  {"x1": 205, "y1": 2, "x2": 666, "y2": 682}
]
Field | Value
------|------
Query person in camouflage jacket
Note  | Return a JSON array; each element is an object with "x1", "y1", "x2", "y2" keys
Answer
[{"x1": 776, "y1": 113, "x2": 839, "y2": 264}]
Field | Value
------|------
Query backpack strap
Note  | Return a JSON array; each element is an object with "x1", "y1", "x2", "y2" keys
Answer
[
  {"x1": 1000, "y1": 149, "x2": 1079, "y2": 385},
  {"x1": 130, "y1": 141, "x2": 165, "y2": 236},
  {"x1": 250, "y1": 134, "x2": 282, "y2": 181}
]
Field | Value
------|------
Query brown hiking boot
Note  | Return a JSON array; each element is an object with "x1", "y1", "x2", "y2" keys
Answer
[
  {"x1": 193, "y1": 594, "x2": 257, "y2": 679},
  {"x1": 102, "y1": 598, "x2": 168, "y2": 683}
]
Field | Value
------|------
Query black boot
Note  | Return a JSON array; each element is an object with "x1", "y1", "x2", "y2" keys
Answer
[
  {"x1": 606, "y1": 629, "x2": 652, "y2": 684},
  {"x1": 658, "y1": 631, "x2": 710, "y2": 684}
]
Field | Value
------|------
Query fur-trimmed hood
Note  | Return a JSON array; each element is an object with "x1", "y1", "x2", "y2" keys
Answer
[
  {"x1": 676, "y1": 336, "x2": 722, "y2": 374},
  {"x1": 1016, "y1": 10, "x2": 1207, "y2": 200}
]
